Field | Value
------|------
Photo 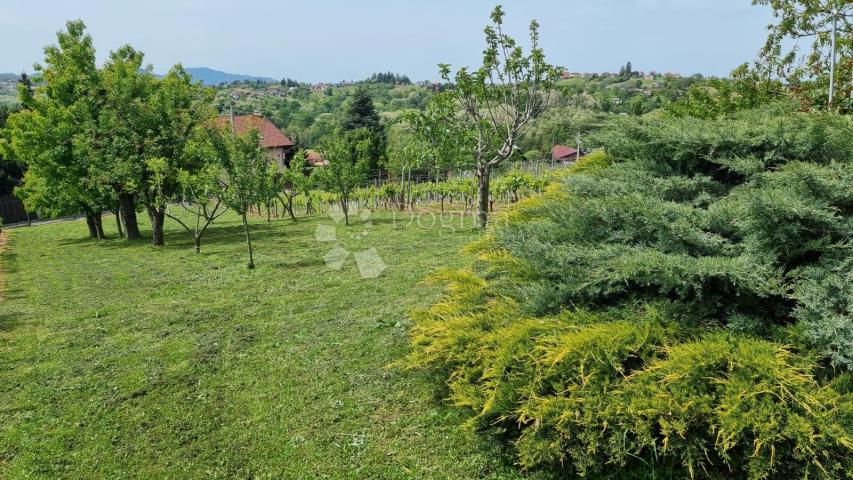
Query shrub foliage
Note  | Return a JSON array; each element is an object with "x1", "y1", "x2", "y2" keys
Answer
[{"x1": 401, "y1": 108, "x2": 853, "y2": 479}]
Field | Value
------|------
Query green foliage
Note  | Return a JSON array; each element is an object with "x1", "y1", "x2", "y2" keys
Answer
[
  {"x1": 751, "y1": 0, "x2": 851, "y2": 112},
  {"x1": 0, "y1": 103, "x2": 24, "y2": 195},
  {"x1": 507, "y1": 110, "x2": 853, "y2": 364},
  {"x1": 313, "y1": 129, "x2": 372, "y2": 225},
  {"x1": 403, "y1": 106, "x2": 853, "y2": 478},
  {"x1": 279, "y1": 151, "x2": 314, "y2": 219},
  {"x1": 219, "y1": 129, "x2": 268, "y2": 214},
  {"x1": 340, "y1": 87, "x2": 385, "y2": 170},
  {"x1": 666, "y1": 65, "x2": 785, "y2": 119},
  {"x1": 385, "y1": 123, "x2": 429, "y2": 177},
  {"x1": 433, "y1": 5, "x2": 561, "y2": 229},
  {"x1": 1, "y1": 21, "x2": 109, "y2": 219},
  {"x1": 215, "y1": 127, "x2": 269, "y2": 268},
  {"x1": 2, "y1": 21, "x2": 214, "y2": 244},
  {"x1": 492, "y1": 170, "x2": 536, "y2": 202}
]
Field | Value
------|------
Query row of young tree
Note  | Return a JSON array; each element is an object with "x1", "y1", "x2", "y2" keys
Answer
[
  {"x1": 0, "y1": 21, "x2": 308, "y2": 269},
  {"x1": 3, "y1": 0, "x2": 846, "y2": 256},
  {"x1": 0, "y1": 16, "x2": 556, "y2": 274}
]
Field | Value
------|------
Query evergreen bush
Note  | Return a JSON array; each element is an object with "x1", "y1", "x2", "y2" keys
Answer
[{"x1": 401, "y1": 107, "x2": 853, "y2": 478}]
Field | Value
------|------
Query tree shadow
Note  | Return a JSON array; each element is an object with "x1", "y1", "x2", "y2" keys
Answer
[
  {"x1": 180, "y1": 222, "x2": 305, "y2": 249},
  {"x1": 57, "y1": 235, "x2": 152, "y2": 248}
]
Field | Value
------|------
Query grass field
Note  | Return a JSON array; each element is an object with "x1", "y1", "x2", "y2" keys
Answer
[{"x1": 0, "y1": 209, "x2": 535, "y2": 479}]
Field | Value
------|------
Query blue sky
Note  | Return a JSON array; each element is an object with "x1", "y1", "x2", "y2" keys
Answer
[{"x1": 1, "y1": 0, "x2": 774, "y2": 82}]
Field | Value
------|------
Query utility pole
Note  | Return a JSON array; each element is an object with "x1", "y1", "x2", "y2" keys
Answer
[
  {"x1": 576, "y1": 132, "x2": 581, "y2": 163},
  {"x1": 829, "y1": 7, "x2": 838, "y2": 108},
  {"x1": 229, "y1": 93, "x2": 238, "y2": 134}
]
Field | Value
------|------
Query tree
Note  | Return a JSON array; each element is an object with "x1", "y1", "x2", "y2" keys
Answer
[
  {"x1": 341, "y1": 87, "x2": 385, "y2": 170},
  {"x1": 220, "y1": 129, "x2": 268, "y2": 269},
  {"x1": 666, "y1": 64, "x2": 784, "y2": 118},
  {"x1": 162, "y1": 162, "x2": 228, "y2": 254},
  {"x1": 404, "y1": 93, "x2": 471, "y2": 180},
  {"x1": 314, "y1": 129, "x2": 371, "y2": 226},
  {"x1": 4, "y1": 22, "x2": 216, "y2": 245},
  {"x1": 0, "y1": 104, "x2": 25, "y2": 196},
  {"x1": 433, "y1": 5, "x2": 559, "y2": 229},
  {"x1": 279, "y1": 151, "x2": 313, "y2": 221},
  {"x1": 141, "y1": 65, "x2": 215, "y2": 246},
  {"x1": 80, "y1": 44, "x2": 154, "y2": 240},
  {"x1": 752, "y1": 0, "x2": 852, "y2": 110},
  {"x1": 385, "y1": 125, "x2": 430, "y2": 210},
  {"x1": 1, "y1": 20, "x2": 112, "y2": 239},
  {"x1": 143, "y1": 124, "x2": 231, "y2": 253},
  {"x1": 342, "y1": 87, "x2": 381, "y2": 132}
]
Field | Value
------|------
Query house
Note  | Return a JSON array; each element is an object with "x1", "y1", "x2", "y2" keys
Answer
[
  {"x1": 215, "y1": 113, "x2": 295, "y2": 167},
  {"x1": 305, "y1": 150, "x2": 329, "y2": 167},
  {"x1": 552, "y1": 144, "x2": 585, "y2": 163}
]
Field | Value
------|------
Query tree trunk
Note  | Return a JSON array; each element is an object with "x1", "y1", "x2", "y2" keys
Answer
[
  {"x1": 287, "y1": 196, "x2": 297, "y2": 221},
  {"x1": 93, "y1": 213, "x2": 106, "y2": 239},
  {"x1": 341, "y1": 198, "x2": 349, "y2": 226},
  {"x1": 193, "y1": 235, "x2": 201, "y2": 254},
  {"x1": 114, "y1": 208, "x2": 124, "y2": 238},
  {"x1": 85, "y1": 212, "x2": 98, "y2": 239},
  {"x1": 147, "y1": 206, "x2": 165, "y2": 246},
  {"x1": 118, "y1": 192, "x2": 141, "y2": 239},
  {"x1": 241, "y1": 211, "x2": 255, "y2": 269},
  {"x1": 476, "y1": 166, "x2": 491, "y2": 230}
]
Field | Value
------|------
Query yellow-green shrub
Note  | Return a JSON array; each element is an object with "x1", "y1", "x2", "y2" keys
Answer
[{"x1": 401, "y1": 108, "x2": 853, "y2": 478}]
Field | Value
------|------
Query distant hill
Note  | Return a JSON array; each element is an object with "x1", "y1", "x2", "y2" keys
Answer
[
  {"x1": 184, "y1": 68, "x2": 276, "y2": 86},
  {"x1": 0, "y1": 68, "x2": 276, "y2": 92},
  {"x1": 0, "y1": 73, "x2": 22, "y2": 103}
]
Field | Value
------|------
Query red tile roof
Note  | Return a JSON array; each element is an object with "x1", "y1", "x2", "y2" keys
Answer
[
  {"x1": 215, "y1": 113, "x2": 294, "y2": 148},
  {"x1": 305, "y1": 149, "x2": 329, "y2": 167},
  {"x1": 552, "y1": 144, "x2": 579, "y2": 161}
]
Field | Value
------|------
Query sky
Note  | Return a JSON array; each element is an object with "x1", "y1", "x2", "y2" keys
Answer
[{"x1": 0, "y1": 0, "x2": 775, "y2": 82}]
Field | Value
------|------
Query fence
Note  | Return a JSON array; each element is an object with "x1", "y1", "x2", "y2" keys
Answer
[
  {"x1": 0, "y1": 194, "x2": 35, "y2": 224},
  {"x1": 359, "y1": 158, "x2": 568, "y2": 189}
]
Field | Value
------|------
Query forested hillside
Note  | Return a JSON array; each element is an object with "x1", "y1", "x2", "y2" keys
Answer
[{"x1": 210, "y1": 71, "x2": 703, "y2": 153}]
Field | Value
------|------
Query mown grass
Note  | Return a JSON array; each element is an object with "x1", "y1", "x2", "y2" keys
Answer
[{"x1": 0, "y1": 209, "x2": 534, "y2": 479}]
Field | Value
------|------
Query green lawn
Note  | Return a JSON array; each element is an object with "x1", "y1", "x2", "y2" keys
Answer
[{"x1": 0, "y1": 209, "x2": 532, "y2": 479}]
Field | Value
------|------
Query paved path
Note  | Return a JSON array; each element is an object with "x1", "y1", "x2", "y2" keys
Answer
[{"x1": 3, "y1": 214, "x2": 84, "y2": 229}]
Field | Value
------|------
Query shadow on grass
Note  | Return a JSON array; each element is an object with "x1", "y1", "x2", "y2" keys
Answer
[
  {"x1": 174, "y1": 222, "x2": 310, "y2": 250},
  {"x1": 54, "y1": 220, "x2": 307, "y2": 252},
  {"x1": 0, "y1": 250, "x2": 25, "y2": 331},
  {"x1": 0, "y1": 310, "x2": 24, "y2": 332}
]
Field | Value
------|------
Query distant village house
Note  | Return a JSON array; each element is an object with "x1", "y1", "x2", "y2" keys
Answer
[
  {"x1": 304, "y1": 150, "x2": 329, "y2": 167},
  {"x1": 551, "y1": 144, "x2": 586, "y2": 163},
  {"x1": 215, "y1": 113, "x2": 295, "y2": 167}
]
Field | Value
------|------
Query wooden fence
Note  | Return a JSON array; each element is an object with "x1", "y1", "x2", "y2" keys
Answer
[{"x1": 0, "y1": 194, "x2": 35, "y2": 224}]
